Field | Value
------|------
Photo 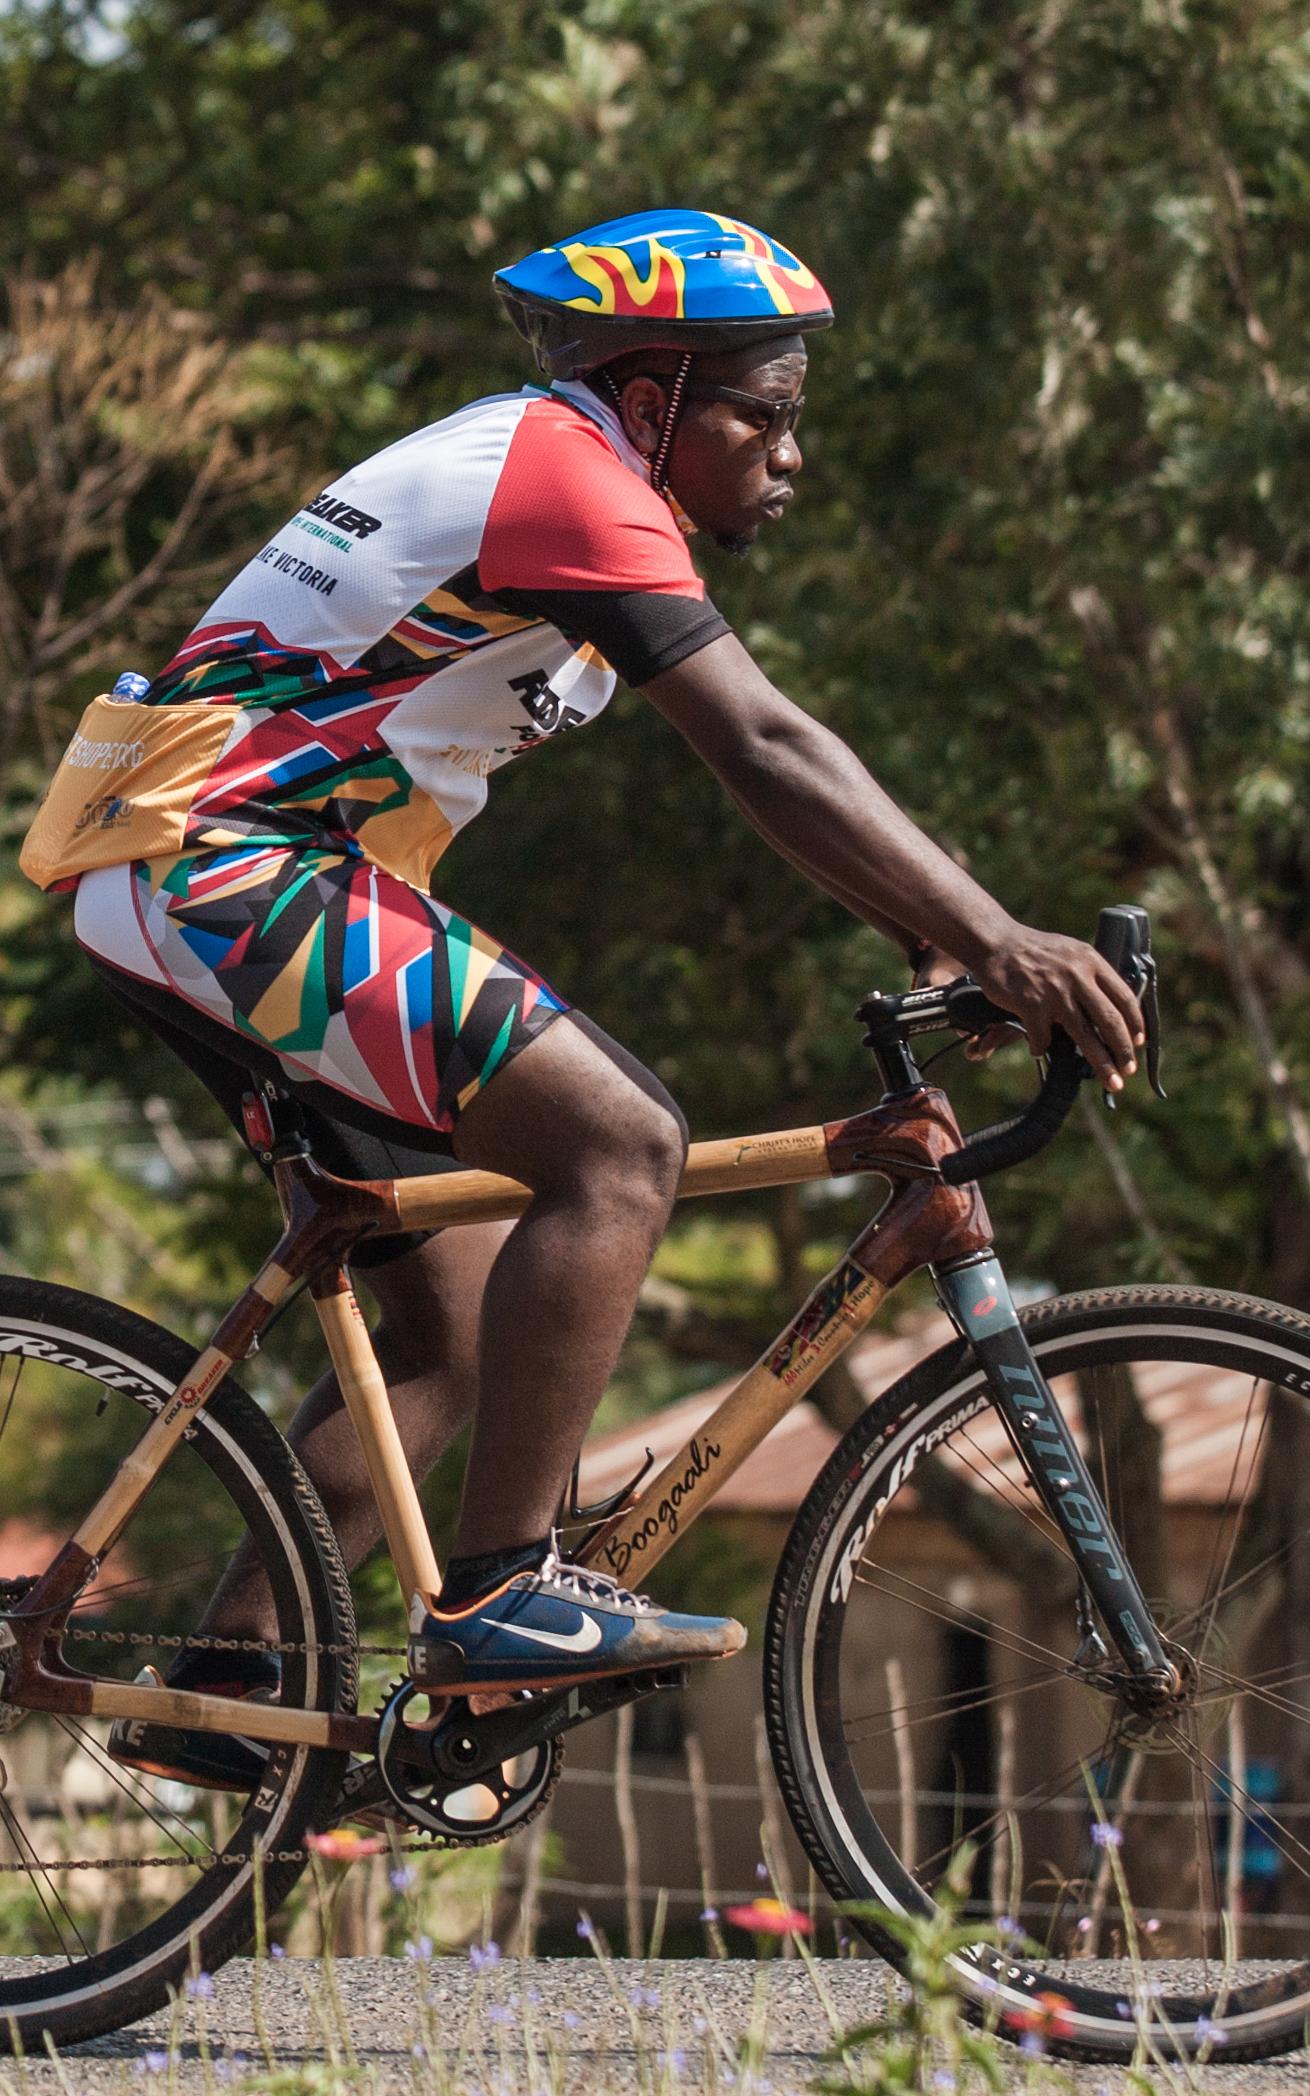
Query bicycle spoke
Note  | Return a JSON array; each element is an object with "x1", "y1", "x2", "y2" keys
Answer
[
  {"x1": 909, "y1": 1738, "x2": 1119, "y2": 1890},
  {"x1": 1193, "y1": 1382, "x2": 1271, "y2": 1664},
  {"x1": 853, "y1": 1562, "x2": 1075, "y2": 1675},
  {"x1": 54, "y1": 1717, "x2": 215, "y2": 1864},
  {"x1": 0, "y1": 1793, "x2": 92, "y2": 1964},
  {"x1": 69, "y1": 1551, "x2": 239, "y2": 1612},
  {"x1": 950, "y1": 1428, "x2": 1073, "y2": 1561},
  {"x1": 1161, "y1": 1721, "x2": 1310, "y2": 1891},
  {"x1": 843, "y1": 1666, "x2": 1057, "y2": 1745}
]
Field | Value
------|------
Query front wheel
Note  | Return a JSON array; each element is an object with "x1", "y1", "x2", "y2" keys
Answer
[
  {"x1": 766, "y1": 1284, "x2": 1310, "y2": 2061},
  {"x1": 0, "y1": 1279, "x2": 356, "y2": 2050}
]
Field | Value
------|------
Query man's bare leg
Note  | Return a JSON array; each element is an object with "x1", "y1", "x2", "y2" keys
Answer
[{"x1": 442, "y1": 1012, "x2": 687, "y2": 1563}]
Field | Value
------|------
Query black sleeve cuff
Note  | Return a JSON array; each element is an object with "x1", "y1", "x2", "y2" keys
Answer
[{"x1": 484, "y1": 584, "x2": 730, "y2": 689}]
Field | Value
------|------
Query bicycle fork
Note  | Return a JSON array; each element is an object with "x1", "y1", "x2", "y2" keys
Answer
[{"x1": 932, "y1": 1252, "x2": 1178, "y2": 1694}]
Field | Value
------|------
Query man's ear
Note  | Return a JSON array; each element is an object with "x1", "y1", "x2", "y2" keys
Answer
[{"x1": 618, "y1": 377, "x2": 667, "y2": 458}]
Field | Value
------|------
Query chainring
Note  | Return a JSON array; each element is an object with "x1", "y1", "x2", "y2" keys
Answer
[{"x1": 372, "y1": 1679, "x2": 562, "y2": 1845}]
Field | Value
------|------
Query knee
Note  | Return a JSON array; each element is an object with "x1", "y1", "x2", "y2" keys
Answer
[
  {"x1": 618, "y1": 1084, "x2": 689, "y2": 1210},
  {"x1": 565, "y1": 1070, "x2": 687, "y2": 1226}
]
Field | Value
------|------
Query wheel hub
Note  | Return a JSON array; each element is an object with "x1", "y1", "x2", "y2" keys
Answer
[{"x1": 1081, "y1": 1636, "x2": 1214, "y2": 1752}]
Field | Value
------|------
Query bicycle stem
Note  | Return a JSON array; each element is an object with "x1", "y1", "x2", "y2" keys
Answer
[{"x1": 932, "y1": 1253, "x2": 1175, "y2": 1686}]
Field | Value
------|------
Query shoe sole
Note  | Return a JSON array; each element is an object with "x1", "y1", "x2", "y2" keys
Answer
[
  {"x1": 410, "y1": 1643, "x2": 742, "y2": 1697},
  {"x1": 109, "y1": 1750, "x2": 263, "y2": 1794}
]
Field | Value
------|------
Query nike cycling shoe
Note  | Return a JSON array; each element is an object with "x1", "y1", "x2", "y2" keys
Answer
[
  {"x1": 407, "y1": 1551, "x2": 746, "y2": 1693},
  {"x1": 108, "y1": 1657, "x2": 278, "y2": 1793}
]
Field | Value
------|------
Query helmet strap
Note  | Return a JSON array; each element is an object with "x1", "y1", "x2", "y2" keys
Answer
[
  {"x1": 649, "y1": 352, "x2": 692, "y2": 497},
  {"x1": 598, "y1": 354, "x2": 693, "y2": 500}
]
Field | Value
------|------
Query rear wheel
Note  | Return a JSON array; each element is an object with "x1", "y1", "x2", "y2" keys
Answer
[
  {"x1": 0, "y1": 1279, "x2": 355, "y2": 2049},
  {"x1": 767, "y1": 1285, "x2": 1310, "y2": 2060}
]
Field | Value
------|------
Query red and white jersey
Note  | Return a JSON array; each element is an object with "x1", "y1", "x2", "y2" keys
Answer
[{"x1": 142, "y1": 381, "x2": 728, "y2": 890}]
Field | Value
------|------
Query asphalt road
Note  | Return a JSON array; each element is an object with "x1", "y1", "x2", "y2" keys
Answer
[{"x1": 0, "y1": 1958, "x2": 1308, "y2": 2092}]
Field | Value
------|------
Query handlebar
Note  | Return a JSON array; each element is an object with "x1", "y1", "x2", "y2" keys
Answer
[{"x1": 854, "y1": 905, "x2": 1165, "y2": 1186}]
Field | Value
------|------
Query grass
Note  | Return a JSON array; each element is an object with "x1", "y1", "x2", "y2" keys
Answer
[{"x1": 0, "y1": 1839, "x2": 1278, "y2": 2096}]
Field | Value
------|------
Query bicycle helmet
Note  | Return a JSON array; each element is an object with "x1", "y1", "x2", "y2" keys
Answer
[{"x1": 494, "y1": 208, "x2": 834, "y2": 380}]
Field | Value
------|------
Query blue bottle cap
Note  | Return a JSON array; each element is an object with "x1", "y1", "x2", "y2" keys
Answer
[{"x1": 110, "y1": 671, "x2": 152, "y2": 701}]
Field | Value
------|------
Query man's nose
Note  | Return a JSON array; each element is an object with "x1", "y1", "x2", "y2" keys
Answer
[{"x1": 770, "y1": 430, "x2": 803, "y2": 473}]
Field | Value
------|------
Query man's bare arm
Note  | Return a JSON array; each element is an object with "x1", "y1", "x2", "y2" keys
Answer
[{"x1": 640, "y1": 634, "x2": 1143, "y2": 1088}]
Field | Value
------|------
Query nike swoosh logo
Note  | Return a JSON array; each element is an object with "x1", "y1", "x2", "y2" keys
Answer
[{"x1": 482, "y1": 1613, "x2": 603, "y2": 1654}]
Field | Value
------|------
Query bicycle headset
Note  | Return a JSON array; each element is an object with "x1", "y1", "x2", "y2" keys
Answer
[{"x1": 493, "y1": 208, "x2": 835, "y2": 495}]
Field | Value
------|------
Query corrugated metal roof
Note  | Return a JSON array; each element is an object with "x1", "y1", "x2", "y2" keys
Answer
[{"x1": 580, "y1": 1314, "x2": 1270, "y2": 1515}]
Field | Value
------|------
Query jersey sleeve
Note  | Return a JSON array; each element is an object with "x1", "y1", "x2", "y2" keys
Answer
[{"x1": 476, "y1": 398, "x2": 730, "y2": 687}]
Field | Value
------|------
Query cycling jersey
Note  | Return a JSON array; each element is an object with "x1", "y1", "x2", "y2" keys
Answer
[
  {"x1": 62, "y1": 378, "x2": 728, "y2": 1197},
  {"x1": 98, "y1": 380, "x2": 727, "y2": 893}
]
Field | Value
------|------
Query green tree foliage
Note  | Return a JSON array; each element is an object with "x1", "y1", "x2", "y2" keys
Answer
[{"x1": 0, "y1": 0, "x2": 1307, "y2": 1375}]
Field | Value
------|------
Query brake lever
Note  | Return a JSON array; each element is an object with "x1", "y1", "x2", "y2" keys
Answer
[
  {"x1": 1093, "y1": 903, "x2": 1166, "y2": 1109},
  {"x1": 1138, "y1": 951, "x2": 1167, "y2": 1100}
]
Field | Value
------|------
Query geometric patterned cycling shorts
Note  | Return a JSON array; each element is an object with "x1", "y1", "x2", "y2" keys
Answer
[{"x1": 73, "y1": 844, "x2": 569, "y2": 1146}]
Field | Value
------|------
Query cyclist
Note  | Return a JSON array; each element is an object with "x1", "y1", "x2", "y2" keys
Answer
[{"x1": 25, "y1": 208, "x2": 1143, "y2": 1789}]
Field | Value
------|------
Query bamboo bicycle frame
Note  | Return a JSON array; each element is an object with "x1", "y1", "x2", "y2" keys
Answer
[{"x1": 1, "y1": 1086, "x2": 991, "y2": 1757}]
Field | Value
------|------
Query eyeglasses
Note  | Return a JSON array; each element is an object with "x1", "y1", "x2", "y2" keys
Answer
[{"x1": 680, "y1": 382, "x2": 805, "y2": 451}]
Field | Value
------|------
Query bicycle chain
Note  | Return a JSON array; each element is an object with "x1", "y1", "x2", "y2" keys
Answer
[
  {"x1": 63, "y1": 1625, "x2": 404, "y2": 1659},
  {"x1": 0, "y1": 1623, "x2": 562, "y2": 1872}
]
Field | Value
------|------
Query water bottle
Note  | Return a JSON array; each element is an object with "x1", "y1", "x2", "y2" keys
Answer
[{"x1": 110, "y1": 671, "x2": 151, "y2": 702}]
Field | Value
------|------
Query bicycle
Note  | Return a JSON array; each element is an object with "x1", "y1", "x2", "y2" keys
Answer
[{"x1": 1, "y1": 903, "x2": 1308, "y2": 2060}]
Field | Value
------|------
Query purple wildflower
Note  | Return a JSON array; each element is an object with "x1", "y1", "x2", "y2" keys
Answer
[
  {"x1": 185, "y1": 1971, "x2": 215, "y2": 2000},
  {"x1": 389, "y1": 1864, "x2": 418, "y2": 1892},
  {"x1": 469, "y1": 1941, "x2": 502, "y2": 1971},
  {"x1": 1090, "y1": 1821, "x2": 1123, "y2": 1850},
  {"x1": 700, "y1": 1905, "x2": 720, "y2": 1923},
  {"x1": 1195, "y1": 2016, "x2": 1229, "y2": 2047},
  {"x1": 404, "y1": 1934, "x2": 434, "y2": 1962},
  {"x1": 487, "y1": 2004, "x2": 514, "y2": 2026},
  {"x1": 1021, "y1": 2032, "x2": 1045, "y2": 2058}
]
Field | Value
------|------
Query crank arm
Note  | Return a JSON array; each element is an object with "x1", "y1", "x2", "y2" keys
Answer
[{"x1": 418, "y1": 1665, "x2": 690, "y2": 1790}]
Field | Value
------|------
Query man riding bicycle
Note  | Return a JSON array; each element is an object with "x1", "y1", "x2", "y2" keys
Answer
[{"x1": 23, "y1": 207, "x2": 1143, "y2": 1790}]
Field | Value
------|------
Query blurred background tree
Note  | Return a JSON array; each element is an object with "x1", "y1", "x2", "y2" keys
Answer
[{"x1": 0, "y1": 0, "x2": 1307, "y2": 1479}]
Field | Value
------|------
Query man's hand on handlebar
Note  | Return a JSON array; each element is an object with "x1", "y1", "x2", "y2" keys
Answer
[
  {"x1": 967, "y1": 925, "x2": 1146, "y2": 1093},
  {"x1": 911, "y1": 944, "x2": 1020, "y2": 1064}
]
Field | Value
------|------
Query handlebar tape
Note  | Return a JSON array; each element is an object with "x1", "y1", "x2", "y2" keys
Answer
[{"x1": 938, "y1": 1032, "x2": 1084, "y2": 1187}]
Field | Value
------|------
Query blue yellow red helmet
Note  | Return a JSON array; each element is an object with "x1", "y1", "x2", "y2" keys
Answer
[{"x1": 494, "y1": 208, "x2": 834, "y2": 378}]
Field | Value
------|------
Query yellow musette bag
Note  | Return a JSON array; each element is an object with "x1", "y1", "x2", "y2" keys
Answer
[{"x1": 19, "y1": 695, "x2": 234, "y2": 891}]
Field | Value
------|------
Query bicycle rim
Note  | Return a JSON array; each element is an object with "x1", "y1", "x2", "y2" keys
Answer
[
  {"x1": 0, "y1": 1279, "x2": 353, "y2": 2044},
  {"x1": 767, "y1": 1286, "x2": 1310, "y2": 2060}
]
